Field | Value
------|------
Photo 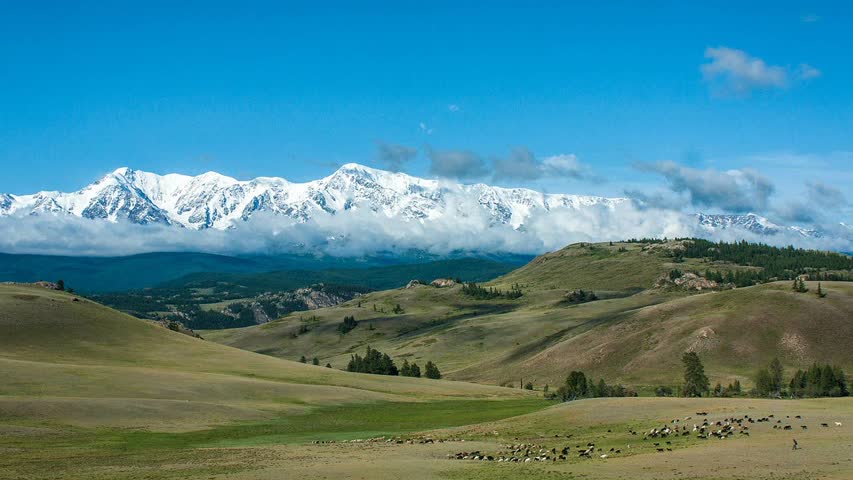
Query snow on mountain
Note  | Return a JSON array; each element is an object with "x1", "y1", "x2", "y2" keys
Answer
[
  {"x1": 695, "y1": 213, "x2": 821, "y2": 239},
  {"x1": 0, "y1": 164, "x2": 628, "y2": 230},
  {"x1": 1, "y1": 165, "x2": 831, "y2": 247}
]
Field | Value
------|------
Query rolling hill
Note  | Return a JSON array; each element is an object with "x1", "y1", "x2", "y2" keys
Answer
[
  {"x1": 0, "y1": 284, "x2": 536, "y2": 432},
  {"x1": 204, "y1": 240, "x2": 853, "y2": 390}
]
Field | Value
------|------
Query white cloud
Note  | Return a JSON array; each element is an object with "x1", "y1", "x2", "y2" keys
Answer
[
  {"x1": 798, "y1": 63, "x2": 821, "y2": 80},
  {"x1": 376, "y1": 142, "x2": 418, "y2": 172},
  {"x1": 638, "y1": 161, "x2": 774, "y2": 213},
  {"x1": 448, "y1": 104, "x2": 460, "y2": 112},
  {"x1": 492, "y1": 149, "x2": 593, "y2": 182},
  {"x1": 701, "y1": 47, "x2": 788, "y2": 95},
  {"x1": 425, "y1": 146, "x2": 487, "y2": 179},
  {"x1": 419, "y1": 122, "x2": 434, "y2": 135}
]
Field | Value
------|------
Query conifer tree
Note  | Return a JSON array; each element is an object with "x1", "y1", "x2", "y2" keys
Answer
[
  {"x1": 424, "y1": 361, "x2": 441, "y2": 379},
  {"x1": 681, "y1": 352, "x2": 710, "y2": 397},
  {"x1": 769, "y1": 358, "x2": 784, "y2": 394}
]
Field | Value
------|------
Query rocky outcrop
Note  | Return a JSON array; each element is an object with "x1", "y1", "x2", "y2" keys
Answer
[
  {"x1": 430, "y1": 278, "x2": 457, "y2": 288},
  {"x1": 405, "y1": 280, "x2": 422, "y2": 289},
  {"x1": 655, "y1": 272, "x2": 722, "y2": 291}
]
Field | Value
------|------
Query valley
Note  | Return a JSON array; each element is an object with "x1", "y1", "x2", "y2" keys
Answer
[{"x1": 1, "y1": 239, "x2": 851, "y2": 479}]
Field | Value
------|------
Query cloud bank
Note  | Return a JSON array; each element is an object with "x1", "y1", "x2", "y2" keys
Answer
[
  {"x1": 2, "y1": 201, "x2": 850, "y2": 259},
  {"x1": 376, "y1": 142, "x2": 418, "y2": 172},
  {"x1": 492, "y1": 148, "x2": 593, "y2": 182},
  {"x1": 638, "y1": 161, "x2": 774, "y2": 213}
]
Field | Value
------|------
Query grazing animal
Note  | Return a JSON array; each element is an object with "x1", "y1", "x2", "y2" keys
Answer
[
  {"x1": 835, "y1": 422, "x2": 843, "y2": 427},
  {"x1": 792, "y1": 439, "x2": 799, "y2": 450}
]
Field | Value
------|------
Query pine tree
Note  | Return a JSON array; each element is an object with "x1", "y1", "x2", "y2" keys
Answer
[
  {"x1": 299, "y1": 355, "x2": 307, "y2": 363},
  {"x1": 312, "y1": 357, "x2": 320, "y2": 366},
  {"x1": 424, "y1": 361, "x2": 441, "y2": 379},
  {"x1": 769, "y1": 358, "x2": 784, "y2": 395},
  {"x1": 325, "y1": 363, "x2": 332, "y2": 368},
  {"x1": 681, "y1": 352, "x2": 710, "y2": 397},
  {"x1": 56, "y1": 279, "x2": 65, "y2": 291},
  {"x1": 409, "y1": 362, "x2": 421, "y2": 378},
  {"x1": 400, "y1": 359, "x2": 411, "y2": 377},
  {"x1": 817, "y1": 282, "x2": 827, "y2": 298}
]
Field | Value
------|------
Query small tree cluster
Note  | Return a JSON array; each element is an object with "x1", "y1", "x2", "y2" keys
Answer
[
  {"x1": 789, "y1": 364, "x2": 849, "y2": 398},
  {"x1": 556, "y1": 371, "x2": 635, "y2": 401},
  {"x1": 392, "y1": 303, "x2": 405, "y2": 314},
  {"x1": 564, "y1": 289, "x2": 598, "y2": 304},
  {"x1": 655, "y1": 385, "x2": 674, "y2": 397},
  {"x1": 461, "y1": 282, "x2": 522, "y2": 300},
  {"x1": 754, "y1": 358, "x2": 785, "y2": 397},
  {"x1": 424, "y1": 361, "x2": 442, "y2": 379},
  {"x1": 792, "y1": 278, "x2": 809, "y2": 293},
  {"x1": 400, "y1": 359, "x2": 421, "y2": 377},
  {"x1": 338, "y1": 315, "x2": 358, "y2": 334},
  {"x1": 712, "y1": 379, "x2": 742, "y2": 397},
  {"x1": 346, "y1": 346, "x2": 398, "y2": 375}
]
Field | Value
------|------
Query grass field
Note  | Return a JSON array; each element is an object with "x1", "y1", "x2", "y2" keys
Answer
[
  {"x1": 2, "y1": 240, "x2": 852, "y2": 479},
  {"x1": 204, "y1": 249, "x2": 853, "y2": 390}
]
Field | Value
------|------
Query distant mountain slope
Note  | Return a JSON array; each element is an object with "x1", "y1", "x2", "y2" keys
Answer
[
  {"x1": 457, "y1": 281, "x2": 853, "y2": 387},
  {"x1": 0, "y1": 251, "x2": 529, "y2": 293},
  {"x1": 160, "y1": 258, "x2": 521, "y2": 293}
]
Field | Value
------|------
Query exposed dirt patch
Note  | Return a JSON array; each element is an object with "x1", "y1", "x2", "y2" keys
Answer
[
  {"x1": 779, "y1": 332, "x2": 810, "y2": 363},
  {"x1": 686, "y1": 326, "x2": 721, "y2": 353}
]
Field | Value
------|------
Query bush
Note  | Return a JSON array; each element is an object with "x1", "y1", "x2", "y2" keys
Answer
[
  {"x1": 424, "y1": 361, "x2": 442, "y2": 379},
  {"x1": 338, "y1": 315, "x2": 358, "y2": 334},
  {"x1": 655, "y1": 385, "x2": 674, "y2": 397}
]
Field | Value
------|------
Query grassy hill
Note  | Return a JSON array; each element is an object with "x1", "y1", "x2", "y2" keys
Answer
[
  {"x1": 205, "y1": 241, "x2": 853, "y2": 391},
  {"x1": 0, "y1": 284, "x2": 539, "y2": 433}
]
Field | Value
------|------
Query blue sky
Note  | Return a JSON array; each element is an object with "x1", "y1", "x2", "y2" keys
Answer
[{"x1": 1, "y1": 1, "x2": 851, "y2": 222}]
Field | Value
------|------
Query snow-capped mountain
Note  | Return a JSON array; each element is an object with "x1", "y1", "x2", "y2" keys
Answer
[
  {"x1": 0, "y1": 164, "x2": 628, "y2": 230},
  {"x1": 695, "y1": 213, "x2": 821, "y2": 239}
]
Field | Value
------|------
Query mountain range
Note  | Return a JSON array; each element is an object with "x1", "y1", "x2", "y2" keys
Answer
[{"x1": 0, "y1": 164, "x2": 841, "y2": 251}]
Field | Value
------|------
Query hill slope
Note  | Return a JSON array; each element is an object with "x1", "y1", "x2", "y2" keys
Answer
[
  {"x1": 205, "y1": 241, "x2": 853, "y2": 390},
  {"x1": 0, "y1": 284, "x2": 533, "y2": 431}
]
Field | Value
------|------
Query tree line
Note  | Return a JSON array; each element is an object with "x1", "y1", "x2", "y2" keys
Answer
[
  {"x1": 346, "y1": 346, "x2": 441, "y2": 379},
  {"x1": 552, "y1": 371, "x2": 636, "y2": 401},
  {"x1": 461, "y1": 282, "x2": 523, "y2": 300},
  {"x1": 754, "y1": 358, "x2": 849, "y2": 398}
]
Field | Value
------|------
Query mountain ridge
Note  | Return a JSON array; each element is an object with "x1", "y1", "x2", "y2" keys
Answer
[
  {"x1": 0, "y1": 164, "x2": 627, "y2": 230},
  {"x1": 1, "y1": 165, "x2": 842, "y2": 252}
]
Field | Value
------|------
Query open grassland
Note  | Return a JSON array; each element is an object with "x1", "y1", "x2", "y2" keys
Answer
[
  {"x1": 2, "y1": 395, "x2": 849, "y2": 479},
  {"x1": 0, "y1": 284, "x2": 537, "y2": 431},
  {"x1": 205, "y1": 276, "x2": 853, "y2": 391},
  {"x1": 2, "y1": 239, "x2": 852, "y2": 479}
]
